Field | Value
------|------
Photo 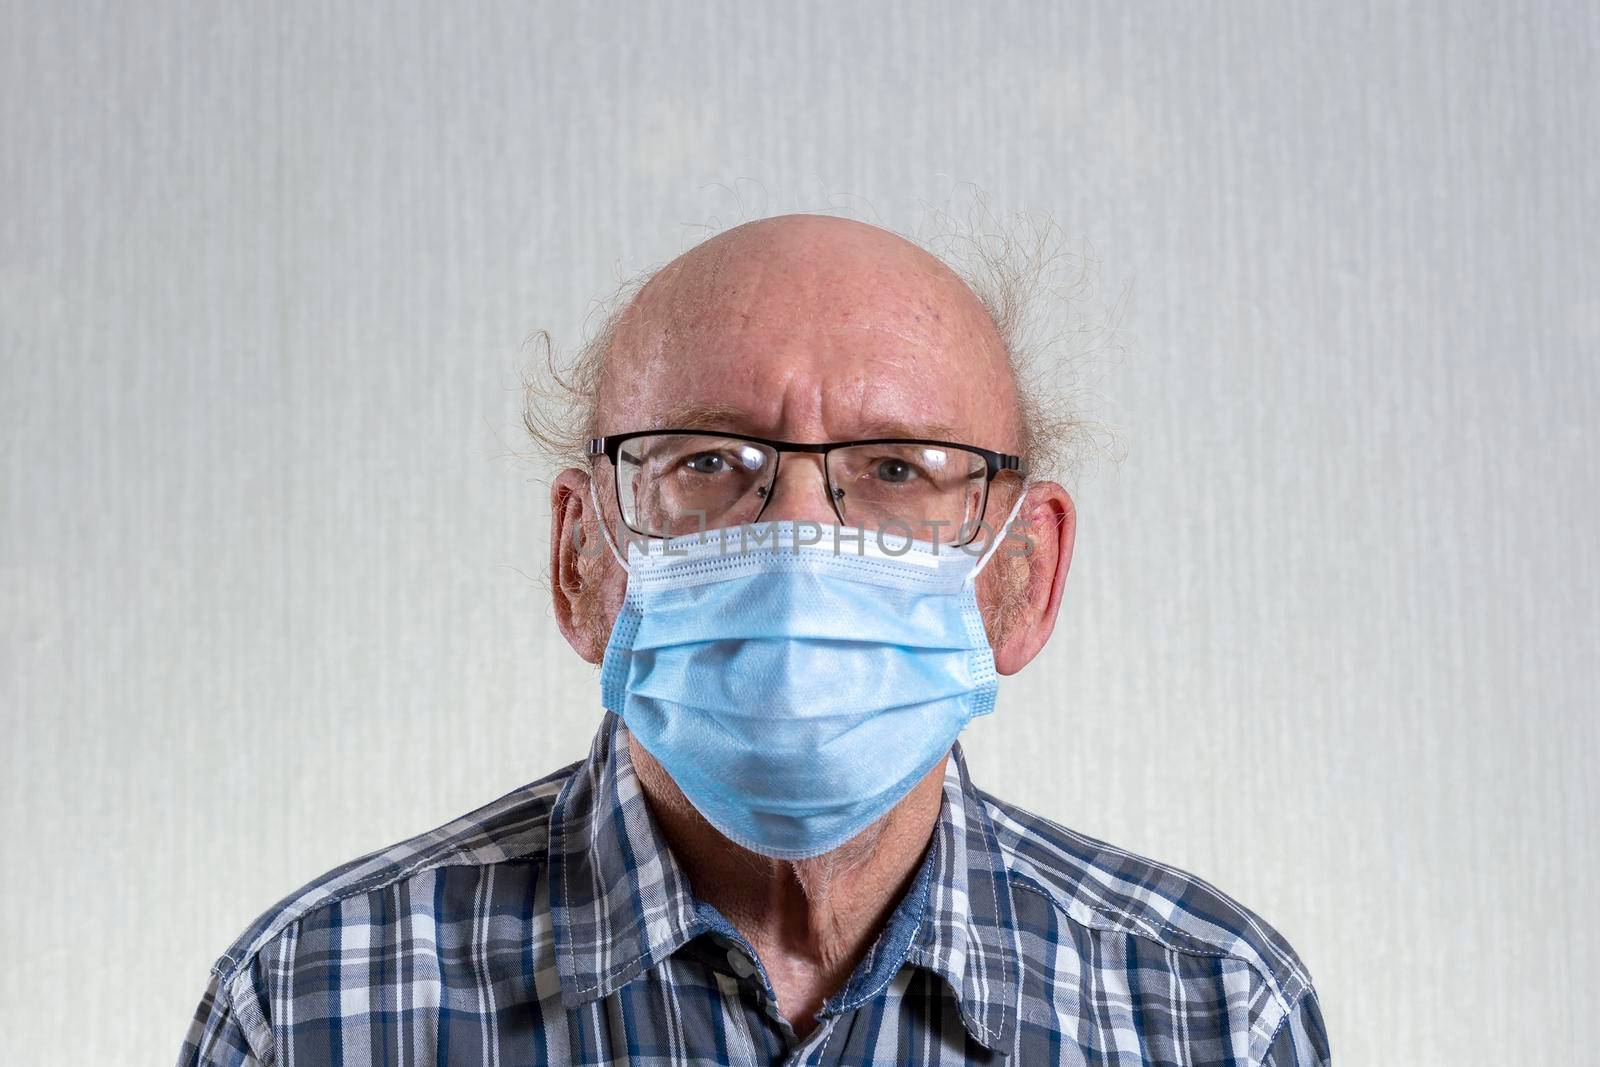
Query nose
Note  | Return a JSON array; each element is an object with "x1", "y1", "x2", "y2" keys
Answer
[{"x1": 759, "y1": 453, "x2": 841, "y2": 526}]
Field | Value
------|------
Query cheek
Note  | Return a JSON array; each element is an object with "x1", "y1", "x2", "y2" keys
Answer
[
  {"x1": 975, "y1": 553, "x2": 1032, "y2": 638},
  {"x1": 577, "y1": 557, "x2": 628, "y2": 646},
  {"x1": 977, "y1": 551, "x2": 1025, "y2": 601}
]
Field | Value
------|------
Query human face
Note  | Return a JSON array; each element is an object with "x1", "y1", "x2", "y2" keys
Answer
[{"x1": 551, "y1": 214, "x2": 1074, "y2": 676}]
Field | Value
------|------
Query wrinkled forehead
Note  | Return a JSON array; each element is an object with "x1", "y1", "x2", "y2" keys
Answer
[{"x1": 598, "y1": 233, "x2": 1020, "y2": 449}]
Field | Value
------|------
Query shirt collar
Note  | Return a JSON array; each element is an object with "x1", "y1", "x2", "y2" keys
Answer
[
  {"x1": 907, "y1": 738, "x2": 1023, "y2": 1050},
  {"x1": 547, "y1": 712, "x2": 1022, "y2": 1051}
]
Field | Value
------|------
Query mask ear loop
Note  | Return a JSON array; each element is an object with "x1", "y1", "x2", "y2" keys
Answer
[
  {"x1": 968, "y1": 479, "x2": 1032, "y2": 581},
  {"x1": 586, "y1": 476, "x2": 633, "y2": 574}
]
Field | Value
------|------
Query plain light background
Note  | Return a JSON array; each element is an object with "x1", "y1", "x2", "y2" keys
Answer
[{"x1": 3, "y1": 3, "x2": 1596, "y2": 1063}]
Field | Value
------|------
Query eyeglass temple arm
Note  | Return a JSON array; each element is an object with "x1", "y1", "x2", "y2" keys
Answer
[{"x1": 584, "y1": 439, "x2": 642, "y2": 467}]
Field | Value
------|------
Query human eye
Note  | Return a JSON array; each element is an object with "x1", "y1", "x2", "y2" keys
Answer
[
  {"x1": 836, "y1": 445, "x2": 968, "y2": 497},
  {"x1": 872, "y1": 456, "x2": 921, "y2": 484},
  {"x1": 682, "y1": 451, "x2": 729, "y2": 475}
]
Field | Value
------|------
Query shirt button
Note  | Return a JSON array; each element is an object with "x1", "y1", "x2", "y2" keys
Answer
[{"x1": 726, "y1": 948, "x2": 756, "y2": 978}]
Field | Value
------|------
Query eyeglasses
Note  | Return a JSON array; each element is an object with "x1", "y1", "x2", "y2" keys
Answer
[{"x1": 586, "y1": 429, "x2": 1026, "y2": 545}]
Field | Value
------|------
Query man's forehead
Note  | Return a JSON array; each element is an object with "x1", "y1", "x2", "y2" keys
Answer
[
  {"x1": 649, "y1": 399, "x2": 967, "y2": 444},
  {"x1": 599, "y1": 216, "x2": 1019, "y2": 447},
  {"x1": 603, "y1": 327, "x2": 1010, "y2": 446}
]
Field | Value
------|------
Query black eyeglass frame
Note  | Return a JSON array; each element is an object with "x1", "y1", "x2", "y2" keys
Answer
[{"x1": 585, "y1": 428, "x2": 1028, "y2": 543}]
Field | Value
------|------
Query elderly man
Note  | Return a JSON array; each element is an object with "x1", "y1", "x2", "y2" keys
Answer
[{"x1": 180, "y1": 215, "x2": 1329, "y2": 1065}]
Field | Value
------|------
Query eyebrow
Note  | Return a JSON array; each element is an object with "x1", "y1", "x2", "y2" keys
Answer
[
  {"x1": 655, "y1": 403, "x2": 753, "y2": 432},
  {"x1": 851, "y1": 417, "x2": 964, "y2": 441},
  {"x1": 649, "y1": 405, "x2": 964, "y2": 443}
]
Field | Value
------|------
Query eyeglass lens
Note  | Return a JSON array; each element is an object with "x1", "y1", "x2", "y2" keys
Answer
[{"x1": 613, "y1": 433, "x2": 989, "y2": 543}]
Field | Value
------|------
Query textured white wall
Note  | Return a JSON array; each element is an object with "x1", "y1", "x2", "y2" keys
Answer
[{"x1": 3, "y1": 3, "x2": 1595, "y2": 1063}]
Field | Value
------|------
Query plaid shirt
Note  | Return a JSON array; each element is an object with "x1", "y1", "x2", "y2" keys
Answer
[{"x1": 178, "y1": 713, "x2": 1329, "y2": 1065}]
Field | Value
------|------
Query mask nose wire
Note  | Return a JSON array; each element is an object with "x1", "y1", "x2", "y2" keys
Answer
[
  {"x1": 586, "y1": 476, "x2": 632, "y2": 574},
  {"x1": 968, "y1": 479, "x2": 1033, "y2": 581}
]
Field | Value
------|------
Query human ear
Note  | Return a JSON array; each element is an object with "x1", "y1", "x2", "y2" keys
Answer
[
  {"x1": 549, "y1": 467, "x2": 621, "y2": 663},
  {"x1": 988, "y1": 482, "x2": 1076, "y2": 675}
]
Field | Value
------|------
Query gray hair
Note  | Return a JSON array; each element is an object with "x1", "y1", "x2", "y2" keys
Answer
[{"x1": 521, "y1": 207, "x2": 1128, "y2": 485}]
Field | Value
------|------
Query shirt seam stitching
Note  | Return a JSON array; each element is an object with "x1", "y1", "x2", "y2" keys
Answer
[
  {"x1": 980, "y1": 789, "x2": 1314, "y2": 997},
  {"x1": 219, "y1": 953, "x2": 277, "y2": 1066},
  {"x1": 1005, "y1": 870, "x2": 1303, "y2": 1017},
  {"x1": 1259, "y1": 986, "x2": 1313, "y2": 1066},
  {"x1": 208, "y1": 844, "x2": 487, "y2": 984}
]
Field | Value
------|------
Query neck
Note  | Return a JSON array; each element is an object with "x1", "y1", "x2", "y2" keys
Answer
[{"x1": 626, "y1": 732, "x2": 948, "y2": 1036}]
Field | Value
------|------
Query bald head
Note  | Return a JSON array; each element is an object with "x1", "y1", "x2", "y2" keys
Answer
[{"x1": 596, "y1": 214, "x2": 1024, "y2": 464}]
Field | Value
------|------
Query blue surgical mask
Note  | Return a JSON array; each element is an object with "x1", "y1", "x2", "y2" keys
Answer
[{"x1": 592, "y1": 489, "x2": 1029, "y2": 860}]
